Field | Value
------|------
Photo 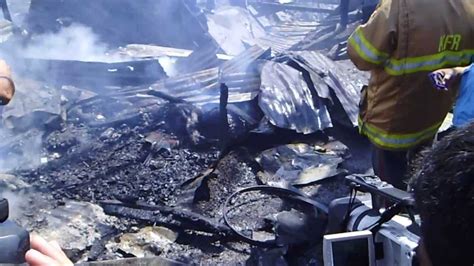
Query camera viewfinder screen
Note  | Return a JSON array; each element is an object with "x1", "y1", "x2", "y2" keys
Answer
[{"x1": 332, "y1": 238, "x2": 370, "y2": 266}]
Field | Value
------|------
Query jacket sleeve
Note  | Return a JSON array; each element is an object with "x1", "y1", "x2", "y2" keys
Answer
[{"x1": 347, "y1": 0, "x2": 398, "y2": 71}]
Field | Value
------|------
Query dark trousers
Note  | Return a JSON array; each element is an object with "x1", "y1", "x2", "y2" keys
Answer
[{"x1": 371, "y1": 143, "x2": 429, "y2": 190}]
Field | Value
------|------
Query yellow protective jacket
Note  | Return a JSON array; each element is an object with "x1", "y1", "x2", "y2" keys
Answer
[{"x1": 348, "y1": 0, "x2": 474, "y2": 150}]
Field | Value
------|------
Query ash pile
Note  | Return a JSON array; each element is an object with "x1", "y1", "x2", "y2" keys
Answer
[{"x1": 0, "y1": 0, "x2": 371, "y2": 264}]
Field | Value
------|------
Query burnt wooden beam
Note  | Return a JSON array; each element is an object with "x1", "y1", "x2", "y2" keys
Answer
[
  {"x1": 0, "y1": 0, "x2": 12, "y2": 22},
  {"x1": 219, "y1": 83, "x2": 230, "y2": 151},
  {"x1": 100, "y1": 200, "x2": 232, "y2": 236}
]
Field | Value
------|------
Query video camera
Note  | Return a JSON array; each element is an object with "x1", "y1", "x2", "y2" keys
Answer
[
  {"x1": 323, "y1": 175, "x2": 421, "y2": 266},
  {"x1": 0, "y1": 198, "x2": 30, "y2": 264}
]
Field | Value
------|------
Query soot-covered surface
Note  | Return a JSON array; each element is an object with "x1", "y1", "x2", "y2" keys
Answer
[
  {"x1": 7, "y1": 121, "x2": 250, "y2": 263},
  {"x1": 18, "y1": 123, "x2": 219, "y2": 206},
  {"x1": 5, "y1": 121, "x2": 365, "y2": 264}
]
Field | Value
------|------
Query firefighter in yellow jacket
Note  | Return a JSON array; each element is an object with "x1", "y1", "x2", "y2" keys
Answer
[{"x1": 348, "y1": 0, "x2": 474, "y2": 189}]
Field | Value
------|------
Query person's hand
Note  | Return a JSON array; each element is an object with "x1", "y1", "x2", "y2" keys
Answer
[
  {"x1": 429, "y1": 68, "x2": 455, "y2": 91},
  {"x1": 0, "y1": 59, "x2": 11, "y2": 78},
  {"x1": 25, "y1": 235, "x2": 73, "y2": 266},
  {"x1": 0, "y1": 59, "x2": 14, "y2": 104},
  {"x1": 429, "y1": 67, "x2": 467, "y2": 91}
]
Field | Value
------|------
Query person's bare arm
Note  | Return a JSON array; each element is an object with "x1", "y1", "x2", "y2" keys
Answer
[
  {"x1": 25, "y1": 235, "x2": 73, "y2": 266},
  {"x1": 0, "y1": 60, "x2": 15, "y2": 105}
]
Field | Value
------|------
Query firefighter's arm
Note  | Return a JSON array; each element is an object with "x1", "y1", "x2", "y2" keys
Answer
[
  {"x1": 347, "y1": 0, "x2": 398, "y2": 71},
  {"x1": 0, "y1": 59, "x2": 14, "y2": 105}
]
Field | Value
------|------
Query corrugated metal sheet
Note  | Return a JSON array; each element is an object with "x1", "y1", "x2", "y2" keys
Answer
[
  {"x1": 115, "y1": 46, "x2": 270, "y2": 106},
  {"x1": 259, "y1": 61, "x2": 332, "y2": 134},
  {"x1": 221, "y1": 45, "x2": 271, "y2": 74},
  {"x1": 290, "y1": 22, "x2": 359, "y2": 52},
  {"x1": 175, "y1": 45, "x2": 222, "y2": 74},
  {"x1": 249, "y1": 0, "x2": 338, "y2": 7},
  {"x1": 156, "y1": 68, "x2": 261, "y2": 105},
  {"x1": 110, "y1": 49, "x2": 365, "y2": 134},
  {"x1": 206, "y1": 5, "x2": 321, "y2": 55},
  {"x1": 117, "y1": 44, "x2": 231, "y2": 75},
  {"x1": 16, "y1": 58, "x2": 167, "y2": 87},
  {"x1": 249, "y1": 1, "x2": 334, "y2": 13},
  {"x1": 257, "y1": 35, "x2": 304, "y2": 54},
  {"x1": 256, "y1": 22, "x2": 318, "y2": 54},
  {"x1": 258, "y1": 51, "x2": 366, "y2": 133},
  {"x1": 288, "y1": 51, "x2": 365, "y2": 126},
  {"x1": 206, "y1": 6, "x2": 267, "y2": 56},
  {"x1": 118, "y1": 45, "x2": 193, "y2": 58},
  {"x1": 247, "y1": 1, "x2": 333, "y2": 54}
]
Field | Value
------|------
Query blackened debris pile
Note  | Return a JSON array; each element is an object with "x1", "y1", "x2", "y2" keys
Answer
[{"x1": 26, "y1": 123, "x2": 220, "y2": 205}]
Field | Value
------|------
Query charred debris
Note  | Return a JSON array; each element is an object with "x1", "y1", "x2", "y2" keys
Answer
[{"x1": 0, "y1": 0, "x2": 370, "y2": 264}]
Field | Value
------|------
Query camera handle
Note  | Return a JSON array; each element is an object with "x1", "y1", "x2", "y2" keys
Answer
[
  {"x1": 345, "y1": 175, "x2": 421, "y2": 234},
  {"x1": 367, "y1": 202, "x2": 403, "y2": 234},
  {"x1": 341, "y1": 186, "x2": 358, "y2": 230},
  {"x1": 0, "y1": 198, "x2": 30, "y2": 264},
  {"x1": 0, "y1": 198, "x2": 8, "y2": 222}
]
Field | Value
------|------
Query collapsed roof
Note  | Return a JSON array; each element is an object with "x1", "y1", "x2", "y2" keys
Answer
[{"x1": 4, "y1": 0, "x2": 367, "y2": 138}]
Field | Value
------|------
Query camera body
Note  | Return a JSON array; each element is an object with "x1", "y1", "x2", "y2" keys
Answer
[
  {"x1": 0, "y1": 198, "x2": 30, "y2": 264},
  {"x1": 323, "y1": 175, "x2": 420, "y2": 266}
]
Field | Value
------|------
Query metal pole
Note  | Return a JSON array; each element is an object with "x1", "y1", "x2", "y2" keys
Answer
[
  {"x1": 219, "y1": 82, "x2": 230, "y2": 152},
  {"x1": 0, "y1": 0, "x2": 12, "y2": 22}
]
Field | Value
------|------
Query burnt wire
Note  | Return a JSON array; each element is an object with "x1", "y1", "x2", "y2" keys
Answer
[
  {"x1": 342, "y1": 184, "x2": 357, "y2": 229},
  {"x1": 223, "y1": 185, "x2": 329, "y2": 247},
  {"x1": 366, "y1": 202, "x2": 403, "y2": 233}
]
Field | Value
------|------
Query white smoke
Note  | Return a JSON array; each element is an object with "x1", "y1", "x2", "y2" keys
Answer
[
  {"x1": 0, "y1": 129, "x2": 43, "y2": 173},
  {"x1": 21, "y1": 24, "x2": 111, "y2": 62},
  {"x1": 0, "y1": 188, "x2": 31, "y2": 221},
  {"x1": 0, "y1": 23, "x2": 117, "y2": 173},
  {"x1": 158, "y1": 56, "x2": 178, "y2": 77}
]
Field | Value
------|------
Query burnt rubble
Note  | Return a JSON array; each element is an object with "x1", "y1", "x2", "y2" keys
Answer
[{"x1": 0, "y1": 0, "x2": 372, "y2": 265}]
